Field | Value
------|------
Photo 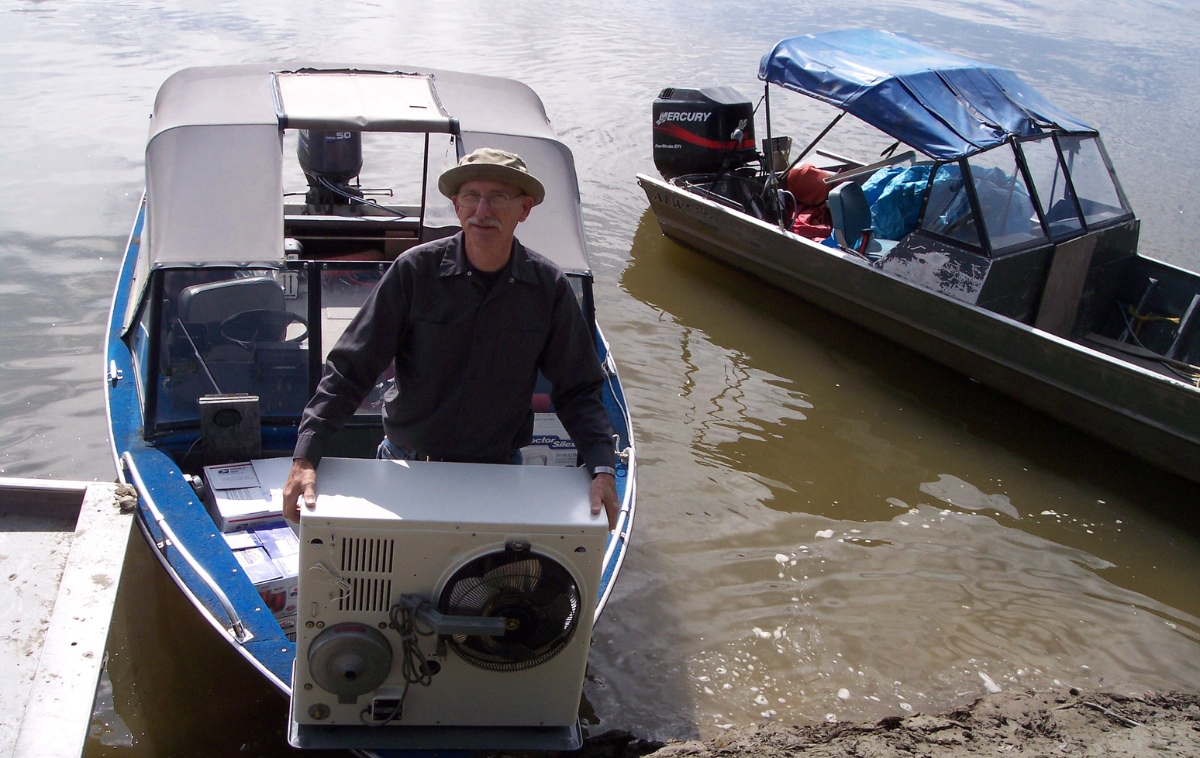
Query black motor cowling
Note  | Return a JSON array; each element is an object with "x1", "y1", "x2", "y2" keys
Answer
[
  {"x1": 652, "y1": 86, "x2": 757, "y2": 180},
  {"x1": 298, "y1": 130, "x2": 363, "y2": 210}
]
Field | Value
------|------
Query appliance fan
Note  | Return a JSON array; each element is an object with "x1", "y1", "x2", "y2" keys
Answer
[
  {"x1": 439, "y1": 547, "x2": 581, "y2": 672},
  {"x1": 288, "y1": 456, "x2": 607, "y2": 749}
]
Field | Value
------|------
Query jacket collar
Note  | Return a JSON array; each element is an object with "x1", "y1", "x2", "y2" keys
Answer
[{"x1": 439, "y1": 231, "x2": 538, "y2": 284}]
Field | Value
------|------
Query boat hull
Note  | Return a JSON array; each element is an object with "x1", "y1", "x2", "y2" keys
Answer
[{"x1": 638, "y1": 173, "x2": 1200, "y2": 485}]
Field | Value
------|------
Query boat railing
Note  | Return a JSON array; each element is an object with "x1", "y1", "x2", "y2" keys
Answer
[
  {"x1": 595, "y1": 337, "x2": 637, "y2": 619},
  {"x1": 596, "y1": 442, "x2": 635, "y2": 619},
  {"x1": 120, "y1": 451, "x2": 252, "y2": 643}
]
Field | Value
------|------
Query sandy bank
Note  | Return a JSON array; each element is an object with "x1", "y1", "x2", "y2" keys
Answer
[{"x1": 575, "y1": 689, "x2": 1200, "y2": 757}]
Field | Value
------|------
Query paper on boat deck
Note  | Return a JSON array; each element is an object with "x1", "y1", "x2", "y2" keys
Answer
[
  {"x1": 202, "y1": 458, "x2": 293, "y2": 531},
  {"x1": 205, "y1": 461, "x2": 260, "y2": 490}
]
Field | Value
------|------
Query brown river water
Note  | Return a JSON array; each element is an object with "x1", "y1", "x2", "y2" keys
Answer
[{"x1": 1, "y1": 1, "x2": 1198, "y2": 754}]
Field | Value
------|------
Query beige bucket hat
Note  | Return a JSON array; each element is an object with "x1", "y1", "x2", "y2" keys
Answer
[{"x1": 437, "y1": 148, "x2": 545, "y2": 206}]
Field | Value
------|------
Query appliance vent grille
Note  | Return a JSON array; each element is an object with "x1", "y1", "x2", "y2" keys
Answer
[
  {"x1": 341, "y1": 537, "x2": 395, "y2": 574},
  {"x1": 340, "y1": 576, "x2": 393, "y2": 613},
  {"x1": 338, "y1": 537, "x2": 395, "y2": 613}
]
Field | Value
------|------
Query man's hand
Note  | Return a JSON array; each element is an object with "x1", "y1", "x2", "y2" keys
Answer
[
  {"x1": 590, "y1": 472, "x2": 618, "y2": 531},
  {"x1": 283, "y1": 458, "x2": 317, "y2": 524}
]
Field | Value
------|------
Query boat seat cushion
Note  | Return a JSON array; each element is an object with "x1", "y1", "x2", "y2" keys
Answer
[{"x1": 828, "y1": 182, "x2": 898, "y2": 260}]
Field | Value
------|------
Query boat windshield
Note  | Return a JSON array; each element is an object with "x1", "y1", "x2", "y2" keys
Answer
[
  {"x1": 921, "y1": 163, "x2": 981, "y2": 248},
  {"x1": 916, "y1": 136, "x2": 1130, "y2": 256},
  {"x1": 1055, "y1": 135, "x2": 1129, "y2": 227},
  {"x1": 966, "y1": 147, "x2": 1047, "y2": 253},
  {"x1": 1019, "y1": 135, "x2": 1084, "y2": 240},
  {"x1": 139, "y1": 264, "x2": 399, "y2": 432},
  {"x1": 146, "y1": 269, "x2": 313, "y2": 429},
  {"x1": 133, "y1": 263, "x2": 593, "y2": 435}
]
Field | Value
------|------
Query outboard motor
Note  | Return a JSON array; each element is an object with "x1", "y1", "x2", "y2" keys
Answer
[
  {"x1": 298, "y1": 130, "x2": 363, "y2": 212},
  {"x1": 652, "y1": 86, "x2": 756, "y2": 180}
]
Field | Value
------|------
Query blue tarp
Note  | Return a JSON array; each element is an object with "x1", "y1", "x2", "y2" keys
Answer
[
  {"x1": 759, "y1": 30, "x2": 1094, "y2": 161},
  {"x1": 862, "y1": 165, "x2": 931, "y2": 240}
]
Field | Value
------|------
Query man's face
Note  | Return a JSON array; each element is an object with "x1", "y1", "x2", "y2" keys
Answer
[{"x1": 453, "y1": 178, "x2": 535, "y2": 249}]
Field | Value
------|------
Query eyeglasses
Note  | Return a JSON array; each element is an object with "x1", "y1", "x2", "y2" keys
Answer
[{"x1": 456, "y1": 191, "x2": 523, "y2": 210}]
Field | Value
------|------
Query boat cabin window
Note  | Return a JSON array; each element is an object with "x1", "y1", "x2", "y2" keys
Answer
[
  {"x1": 281, "y1": 130, "x2": 429, "y2": 212},
  {"x1": 1019, "y1": 136, "x2": 1084, "y2": 239},
  {"x1": 1055, "y1": 135, "x2": 1129, "y2": 227},
  {"x1": 280, "y1": 131, "x2": 459, "y2": 261},
  {"x1": 920, "y1": 163, "x2": 981, "y2": 248},
  {"x1": 422, "y1": 132, "x2": 461, "y2": 231},
  {"x1": 966, "y1": 146, "x2": 1047, "y2": 253},
  {"x1": 131, "y1": 288, "x2": 154, "y2": 402}
]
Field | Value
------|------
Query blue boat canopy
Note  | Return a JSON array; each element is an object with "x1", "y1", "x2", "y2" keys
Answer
[{"x1": 759, "y1": 30, "x2": 1095, "y2": 161}]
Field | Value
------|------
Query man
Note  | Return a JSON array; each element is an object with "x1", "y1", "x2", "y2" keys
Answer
[{"x1": 282, "y1": 148, "x2": 619, "y2": 528}]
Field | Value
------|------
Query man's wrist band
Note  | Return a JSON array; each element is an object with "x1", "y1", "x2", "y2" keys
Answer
[{"x1": 591, "y1": 466, "x2": 617, "y2": 478}]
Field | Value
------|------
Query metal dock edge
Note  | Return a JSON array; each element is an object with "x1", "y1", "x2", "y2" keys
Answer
[{"x1": 0, "y1": 478, "x2": 134, "y2": 758}]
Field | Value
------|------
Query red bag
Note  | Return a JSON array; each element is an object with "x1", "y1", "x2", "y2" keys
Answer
[{"x1": 784, "y1": 164, "x2": 834, "y2": 240}]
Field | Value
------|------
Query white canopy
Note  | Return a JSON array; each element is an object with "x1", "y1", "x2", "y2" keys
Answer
[{"x1": 141, "y1": 64, "x2": 590, "y2": 273}]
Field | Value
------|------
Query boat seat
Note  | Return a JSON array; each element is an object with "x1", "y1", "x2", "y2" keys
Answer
[
  {"x1": 177, "y1": 276, "x2": 290, "y2": 359},
  {"x1": 828, "y1": 182, "x2": 897, "y2": 260},
  {"x1": 179, "y1": 276, "x2": 286, "y2": 323}
]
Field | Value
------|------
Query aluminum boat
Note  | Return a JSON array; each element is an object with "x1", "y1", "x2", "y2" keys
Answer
[{"x1": 638, "y1": 30, "x2": 1200, "y2": 484}]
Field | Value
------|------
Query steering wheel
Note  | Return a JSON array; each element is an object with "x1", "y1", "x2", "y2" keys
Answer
[{"x1": 219, "y1": 309, "x2": 309, "y2": 350}]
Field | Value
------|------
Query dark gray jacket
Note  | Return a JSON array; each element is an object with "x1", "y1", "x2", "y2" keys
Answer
[{"x1": 294, "y1": 233, "x2": 616, "y2": 472}]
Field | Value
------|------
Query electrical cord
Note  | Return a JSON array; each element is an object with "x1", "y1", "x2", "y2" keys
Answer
[
  {"x1": 317, "y1": 176, "x2": 406, "y2": 217},
  {"x1": 359, "y1": 599, "x2": 438, "y2": 726}
]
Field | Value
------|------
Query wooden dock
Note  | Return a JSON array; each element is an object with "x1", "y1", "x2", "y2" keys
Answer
[{"x1": 0, "y1": 478, "x2": 134, "y2": 758}]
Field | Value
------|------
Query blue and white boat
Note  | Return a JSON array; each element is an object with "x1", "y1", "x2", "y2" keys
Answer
[
  {"x1": 640, "y1": 30, "x2": 1200, "y2": 485},
  {"x1": 105, "y1": 65, "x2": 636, "y2": 749}
]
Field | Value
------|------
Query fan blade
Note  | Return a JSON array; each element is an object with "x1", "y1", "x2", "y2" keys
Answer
[
  {"x1": 445, "y1": 575, "x2": 500, "y2": 614},
  {"x1": 524, "y1": 575, "x2": 577, "y2": 611},
  {"x1": 482, "y1": 558, "x2": 542, "y2": 594}
]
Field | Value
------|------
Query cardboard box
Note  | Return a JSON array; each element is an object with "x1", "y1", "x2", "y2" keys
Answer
[
  {"x1": 202, "y1": 457, "x2": 293, "y2": 532},
  {"x1": 520, "y1": 413, "x2": 579, "y2": 467},
  {"x1": 276, "y1": 612, "x2": 297, "y2": 642},
  {"x1": 224, "y1": 521, "x2": 299, "y2": 634}
]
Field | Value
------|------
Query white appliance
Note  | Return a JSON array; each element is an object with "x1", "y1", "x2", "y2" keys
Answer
[{"x1": 289, "y1": 457, "x2": 607, "y2": 735}]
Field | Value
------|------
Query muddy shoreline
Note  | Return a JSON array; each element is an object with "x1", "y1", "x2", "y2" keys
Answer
[{"x1": 574, "y1": 689, "x2": 1200, "y2": 757}]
